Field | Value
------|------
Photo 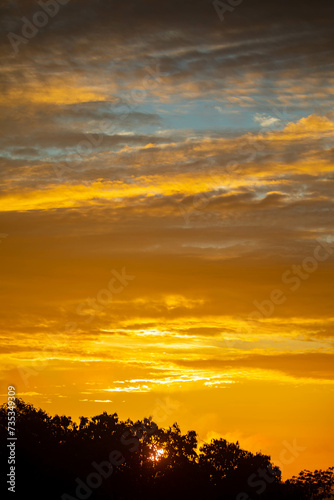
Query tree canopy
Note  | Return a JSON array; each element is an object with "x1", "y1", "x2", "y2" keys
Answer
[{"x1": 0, "y1": 399, "x2": 333, "y2": 500}]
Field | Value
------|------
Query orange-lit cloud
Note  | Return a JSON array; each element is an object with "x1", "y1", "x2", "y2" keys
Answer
[{"x1": 1, "y1": 0, "x2": 334, "y2": 480}]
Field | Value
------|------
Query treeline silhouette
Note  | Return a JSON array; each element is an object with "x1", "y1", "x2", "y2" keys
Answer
[{"x1": 0, "y1": 399, "x2": 333, "y2": 500}]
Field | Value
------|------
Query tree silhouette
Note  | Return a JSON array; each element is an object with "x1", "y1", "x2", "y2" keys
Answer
[
  {"x1": 198, "y1": 438, "x2": 282, "y2": 499},
  {"x1": 287, "y1": 468, "x2": 334, "y2": 499},
  {"x1": 0, "y1": 399, "x2": 333, "y2": 500}
]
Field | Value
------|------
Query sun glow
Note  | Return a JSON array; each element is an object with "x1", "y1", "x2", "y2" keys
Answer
[{"x1": 148, "y1": 446, "x2": 165, "y2": 462}]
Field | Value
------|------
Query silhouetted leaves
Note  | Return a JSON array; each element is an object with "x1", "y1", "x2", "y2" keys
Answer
[
  {"x1": 0, "y1": 399, "x2": 333, "y2": 500},
  {"x1": 287, "y1": 467, "x2": 334, "y2": 499}
]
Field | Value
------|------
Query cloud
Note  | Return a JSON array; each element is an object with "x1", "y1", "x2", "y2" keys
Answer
[
  {"x1": 175, "y1": 353, "x2": 334, "y2": 381},
  {"x1": 254, "y1": 113, "x2": 281, "y2": 128},
  {"x1": 1, "y1": 0, "x2": 333, "y2": 479}
]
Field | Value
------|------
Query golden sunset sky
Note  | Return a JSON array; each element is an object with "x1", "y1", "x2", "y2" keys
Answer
[{"x1": 0, "y1": 0, "x2": 333, "y2": 479}]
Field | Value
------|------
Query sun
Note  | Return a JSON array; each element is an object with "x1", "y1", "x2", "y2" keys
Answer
[{"x1": 148, "y1": 446, "x2": 165, "y2": 461}]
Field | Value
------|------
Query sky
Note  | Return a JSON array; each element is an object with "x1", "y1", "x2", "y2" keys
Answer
[{"x1": 0, "y1": 0, "x2": 334, "y2": 479}]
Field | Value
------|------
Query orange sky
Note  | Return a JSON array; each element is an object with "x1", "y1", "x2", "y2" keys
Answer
[{"x1": 1, "y1": 0, "x2": 334, "y2": 480}]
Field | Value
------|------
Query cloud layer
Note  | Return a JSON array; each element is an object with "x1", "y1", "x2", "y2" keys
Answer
[{"x1": 1, "y1": 0, "x2": 334, "y2": 478}]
